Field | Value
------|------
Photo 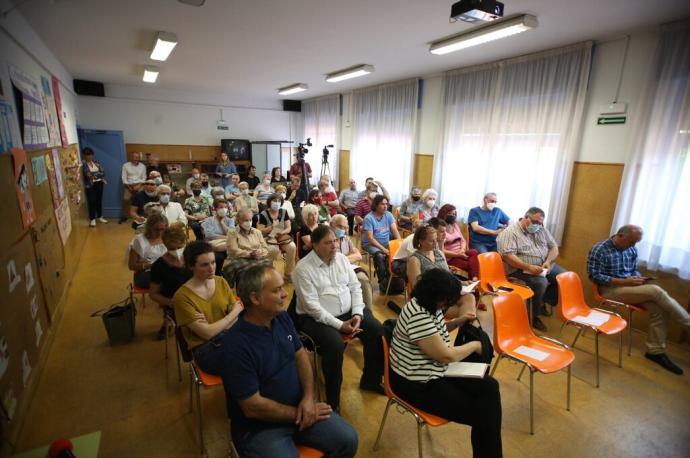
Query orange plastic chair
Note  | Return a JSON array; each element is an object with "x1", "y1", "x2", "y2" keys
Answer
[
  {"x1": 477, "y1": 252, "x2": 535, "y2": 321},
  {"x1": 373, "y1": 336, "x2": 449, "y2": 458},
  {"x1": 383, "y1": 239, "x2": 408, "y2": 303},
  {"x1": 590, "y1": 281, "x2": 646, "y2": 356},
  {"x1": 556, "y1": 272, "x2": 626, "y2": 387},
  {"x1": 189, "y1": 361, "x2": 223, "y2": 455},
  {"x1": 297, "y1": 445, "x2": 325, "y2": 458},
  {"x1": 490, "y1": 292, "x2": 575, "y2": 434},
  {"x1": 130, "y1": 282, "x2": 149, "y2": 308},
  {"x1": 356, "y1": 225, "x2": 374, "y2": 278}
]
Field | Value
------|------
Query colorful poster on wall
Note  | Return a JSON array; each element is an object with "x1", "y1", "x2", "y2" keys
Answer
[
  {"x1": 51, "y1": 76, "x2": 69, "y2": 148},
  {"x1": 0, "y1": 101, "x2": 16, "y2": 154},
  {"x1": 30, "y1": 155, "x2": 47, "y2": 185},
  {"x1": 45, "y1": 148, "x2": 65, "y2": 210},
  {"x1": 40, "y1": 75, "x2": 61, "y2": 147},
  {"x1": 9, "y1": 65, "x2": 49, "y2": 151},
  {"x1": 55, "y1": 198, "x2": 72, "y2": 245},
  {"x1": 11, "y1": 148, "x2": 36, "y2": 228}
]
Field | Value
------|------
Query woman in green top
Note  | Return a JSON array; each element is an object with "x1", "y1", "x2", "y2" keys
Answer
[
  {"x1": 183, "y1": 181, "x2": 212, "y2": 240},
  {"x1": 172, "y1": 241, "x2": 242, "y2": 374}
]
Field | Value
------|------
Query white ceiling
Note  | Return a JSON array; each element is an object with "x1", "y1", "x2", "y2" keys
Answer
[{"x1": 16, "y1": 0, "x2": 690, "y2": 106}]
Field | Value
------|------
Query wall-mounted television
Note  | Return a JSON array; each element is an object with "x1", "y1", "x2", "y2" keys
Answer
[{"x1": 221, "y1": 139, "x2": 252, "y2": 162}]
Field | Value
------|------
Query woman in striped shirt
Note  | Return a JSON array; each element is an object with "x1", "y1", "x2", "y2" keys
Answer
[{"x1": 389, "y1": 269, "x2": 503, "y2": 458}]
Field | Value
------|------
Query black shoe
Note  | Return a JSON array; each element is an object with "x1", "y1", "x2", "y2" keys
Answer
[
  {"x1": 118, "y1": 217, "x2": 127, "y2": 224},
  {"x1": 387, "y1": 301, "x2": 402, "y2": 315},
  {"x1": 155, "y1": 324, "x2": 168, "y2": 341},
  {"x1": 532, "y1": 317, "x2": 547, "y2": 332},
  {"x1": 359, "y1": 380, "x2": 385, "y2": 395},
  {"x1": 645, "y1": 353, "x2": 684, "y2": 375},
  {"x1": 541, "y1": 305, "x2": 553, "y2": 317}
]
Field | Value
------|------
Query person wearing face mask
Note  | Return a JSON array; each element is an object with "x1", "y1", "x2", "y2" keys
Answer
[
  {"x1": 157, "y1": 185, "x2": 188, "y2": 227},
  {"x1": 128, "y1": 213, "x2": 169, "y2": 288},
  {"x1": 224, "y1": 173, "x2": 241, "y2": 204},
  {"x1": 330, "y1": 215, "x2": 373, "y2": 309},
  {"x1": 358, "y1": 178, "x2": 390, "y2": 201},
  {"x1": 234, "y1": 181, "x2": 259, "y2": 219},
  {"x1": 308, "y1": 189, "x2": 330, "y2": 224},
  {"x1": 257, "y1": 194, "x2": 296, "y2": 280},
  {"x1": 129, "y1": 179, "x2": 160, "y2": 230},
  {"x1": 468, "y1": 193, "x2": 511, "y2": 254},
  {"x1": 150, "y1": 224, "x2": 192, "y2": 340},
  {"x1": 354, "y1": 181, "x2": 379, "y2": 226},
  {"x1": 419, "y1": 189, "x2": 440, "y2": 223},
  {"x1": 254, "y1": 174, "x2": 274, "y2": 210},
  {"x1": 199, "y1": 173, "x2": 212, "y2": 199},
  {"x1": 497, "y1": 207, "x2": 565, "y2": 332},
  {"x1": 183, "y1": 181, "x2": 212, "y2": 240},
  {"x1": 149, "y1": 170, "x2": 163, "y2": 186},
  {"x1": 185, "y1": 167, "x2": 202, "y2": 194},
  {"x1": 339, "y1": 178, "x2": 360, "y2": 236},
  {"x1": 438, "y1": 204, "x2": 479, "y2": 281},
  {"x1": 398, "y1": 186, "x2": 424, "y2": 230},
  {"x1": 223, "y1": 208, "x2": 273, "y2": 288},
  {"x1": 318, "y1": 180, "x2": 339, "y2": 217},
  {"x1": 588, "y1": 225, "x2": 690, "y2": 375},
  {"x1": 274, "y1": 184, "x2": 294, "y2": 220},
  {"x1": 202, "y1": 199, "x2": 236, "y2": 275}
]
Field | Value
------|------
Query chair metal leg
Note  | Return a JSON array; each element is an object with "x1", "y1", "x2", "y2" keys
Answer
[
  {"x1": 490, "y1": 354, "x2": 502, "y2": 376},
  {"x1": 176, "y1": 341, "x2": 182, "y2": 382},
  {"x1": 517, "y1": 364, "x2": 527, "y2": 381},
  {"x1": 529, "y1": 370, "x2": 534, "y2": 435},
  {"x1": 618, "y1": 331, "x2": 623, "y2": 368},
  {"x1": 595, "y1": 332, "x2": 600, "y2": 388},
  {"x1": 165, "y1": 322, "x2": 169, "y2": 360},
  {"x1": 627, "y1": 309, "x2": 633, "y2": 356},
  {"x1": 373, "y1": 398, "x2": 394, "y2": 451},
  {"x1": 417, "y1": 422, "x2": 424, "y2": 458},
  {"x1": 188, "y1": 366, "x2": 194, "y2": 413},
  {"x1": 571, "y1": 327, "x2": 583, "y2": 349},
  {"x1": 383, "y1": 275, "x2": 393, "y2": 303},
  {"x1": 196, "y1": 382, "x2": 204, "y2": 455},
  {"x1": 566, "y1": 364, "x2": 571, "y2": 411}
]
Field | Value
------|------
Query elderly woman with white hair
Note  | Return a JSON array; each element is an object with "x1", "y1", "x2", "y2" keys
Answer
[
  {"x1": 420, "y1": 188, "x2": 440, "y2": 223},
  {"x1": 223, "y1": 208, "x2": 273, "y2": 286},
  {"x1": 297, "y1": 203, "x2": 321, "y2": 259},
  {"x1": 157, "y1": 184, "x2": 188, "y2": 226},
  {"x1": 330, "y1": 214, "x2": 373, "y2": 308}
]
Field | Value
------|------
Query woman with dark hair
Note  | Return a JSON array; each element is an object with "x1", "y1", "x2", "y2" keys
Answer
[
  {"x1": 406, "y1": 224, "x2": 448, "y2": 290},
  {"x1": 390, "y1": 269, "x2": 503, "y2": 458},
  {"x1": 172, "y1": 241, "x2": 242, "y2": 374},
  {"x1": 81, "y1": 147, "x2": 108, "y2": 227},
  {"x1": 270, "y1": 167, "x2": 286, "y2": 187},
  {"x1": 438, "y1": 204, "x2": 480, "y2": 281},
  {"x1": 308, "y1": 188, "x2": 330, "y2": 224}
]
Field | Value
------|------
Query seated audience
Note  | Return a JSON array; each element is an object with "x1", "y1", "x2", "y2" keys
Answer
[
  {"x1": 210, "y1": 186, "x2": 226, "y2": 204},
  {"x1": 289, "y1": 159, "x2": 313, "y2": 183},
  {"x1": 308, "y1": 189, "x2": 331, "y2": 224},
  {"x1": 183, "y1": 180, "x2": 211, "y2": 240},
  {"x1": 130, "y1": 179, "x2": 159, "y2": 229},
  {"x1": 245, "y1": 164, "x2": 260, "y2": 190},
  {"x1": 390, "y1": 269, "x2": 502, "y2": 458},
  {"x1": 150, "y1": 224, "x2": 191, "y2": 340},
  {"x1": 438, "y1": 204, "x2": 479, "y2": 280},
  {"x1": 398, "y1": 186, "x2": 423, "y2": 230},
  {"x1": 331, "y1": 215, "x2": 373, "y2": 309},
  {"x1": 361, "y1": 195, "x2": 400, "y2": 292},
  {"x1": 128, "y1": 213, "x2": 168, "y2": 288},
  {"x1": 172, "y1": 241, "x2": 242, "y2": 375},
  {"x1": 185, "y1": 167, "x2": 201, "y2": 194},
  {"x1": 339, "y1": 178, "x2": 360, "y2": 235},
  {"x1": 419, "y1": 188, "x2": 440, "y2": 223},
  {"x1": 391, "y1": 232, "x2": 415, "y2": 278},
  {"x1": 257, "y1": 193, "x2": 296, "y2": 280},
  {"x1": 318, "y1": 179, "x2": 339, "y2": 217},
  {"x1": 199, "y1": 173, "x2": 212, "y2": 199},
  {"x1": 161, "y1": 173, "x2": 183, "y2": 202},
  {"x1": 254, "y1": 174, "x2": 274, "y2": 209},
  {"x1": 221, "y1": 265, "x2": 358, "y2": 457},
  {"x1": 149, "y1": 169, "x2": 163, "y2": 185},
  {"x1": 287, "y1": 175, "x2": 307, "y2": 213},
  {"x1": 157, "y1": 185, "x2": 188, "y2": 226},
  {"x1": 497, "y1": 207, "x2": 564, "y2": 332},
  {"x1": 298, "y1": 204, "x2": 320, "y2": 259},
  {"x1": 270, "y1": 166, "x2": 286, "y2": 187},
  {"x1": 274, "y1": 184, "x2": 295, "y2": 220},
  {"x1": 468, "y1": 193, "x2": 510, "y2": 253},
  {"x1": 202, "y1": 198, "x2": 235, "y2": 275},
  {"x1": 121, "y1": 152, "x2": 147, "y2": 223},
  {"x1": 234, "y1": 181, "x2": 260, "y2": 217},
  {"x1": 224, "y1": 173, "x2": 241, "y2": 204},
  {"x1": 353, "y1": 181, "x2": 378, "y2": 226},
  {"x1": 358, "y1": 178, "x2": 390, "y2": 201},
  {"x1": 588, "y1": 225, "x2": 690, "y2": 375},
  {"x1": 293, "y1": 226, "x2": 385, "y2": 411},
  {"x1": 224, "y1": 209, "x2": 273, "y2": 287}
]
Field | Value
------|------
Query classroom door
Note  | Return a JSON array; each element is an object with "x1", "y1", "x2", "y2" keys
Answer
[{"x1": 77, "y1": 129, "x2": 126, "y2": 217}]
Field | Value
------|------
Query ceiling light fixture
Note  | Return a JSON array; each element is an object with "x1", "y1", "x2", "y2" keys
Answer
[
  {"x1": 325, "y1": 65, "x2": 375, "y2": 83},
  {"x1": 277, "y1": 83, "x2": 308, "y2": 96},
  {"x1": 150, "y1": 32, "x2": 178, "y2": 61},
  {"x1": 430, "y1": 14, "x2": 538, "y2": 55},
  {"x1": 143, "y1": 66, "x2": 160, "y2": 83}
]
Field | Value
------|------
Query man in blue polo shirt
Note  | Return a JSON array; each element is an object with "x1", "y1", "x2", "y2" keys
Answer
[
  {"x1": 219, "y1": 264, "x2": 358, "y2": 457},
  {"x1": 468, "y1": 192, "x2": 510, "y2": 253},
  {"x1": 362, "y1": 194, "x2": 401, "y2": 292}
]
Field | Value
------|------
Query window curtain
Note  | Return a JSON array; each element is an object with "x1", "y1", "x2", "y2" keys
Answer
[
  {"x1": 612, "y1": 21, "x2": 690, "y2": 279},
  {"x1": 433, "y1": 43, "x2": 592, "y2": 243},
  {"x1": 302, "y1": 94, "x2": 339, "y2": 187},
  {"x1": 350, "y1": 78, "x2": 418, "y2": 205}
]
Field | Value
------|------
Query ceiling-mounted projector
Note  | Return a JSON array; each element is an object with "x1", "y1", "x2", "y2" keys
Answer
[
  {"x1": 178, "y1": 0, "x2": 206, "y2": 6},
  {"x1": 450, "y1": 0, "x2": 504, "y2": 23}
]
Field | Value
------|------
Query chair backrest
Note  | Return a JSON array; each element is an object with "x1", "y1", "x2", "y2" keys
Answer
[
  {"x1": 175, "y1": 325, "x2": 193, "y2": 363},
  {"x1": 287, "y1": 291, "x2": 300, "y2": 330},
  {"x1": 492, "y1": 292, "x2": 535, "y2": 353},
  {"x1": 477, "y1": 252, "x2": 508, "y2": 292},
  {"x1": 590, "y1": 280, "x2": 605, "y2": 303},
  {"x1": 555, "y1": 271, "x2": 591, "y2": 321},
  {"x1": 388, "y1": 239, "x2": 403, "y2": 269},
  {"x1": 381, "y1": 336, "x2": 396, "y2": 399}
]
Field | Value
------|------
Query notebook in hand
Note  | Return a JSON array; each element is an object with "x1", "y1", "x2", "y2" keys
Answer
[{"x1": 444, "y1": 361, "x2": 489, "y2": 379}]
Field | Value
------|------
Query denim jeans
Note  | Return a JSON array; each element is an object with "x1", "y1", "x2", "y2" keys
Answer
[
  {"x1": 510, "y1": 263, "x2": 566, "y2": 318},
  {"x1": 470, "y1": 241, "x2": 496, "y2": 254},
  {"x1": 191, "y1": 329, "x2": 229, "y2": 375},
  {"x1": 232, "y1": 411, "x2": 358, "y2": 458}
]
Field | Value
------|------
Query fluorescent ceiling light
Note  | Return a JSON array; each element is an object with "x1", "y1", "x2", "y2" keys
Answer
[
  {"x1": 278, "y1": 83, "x2": 308, "y2": 95},
  {"x1": 150, "y1": 32, "x2": 178, "y2": 61},
  {"x1": 143, "y1": 66, "x2": 159, "y2": 83},
  {"x1": 326, "y1": 65, "x2": 375, "y2": 83},
  {"x1": 430, "y1": 14, "x2": 538, "y2": 55}
]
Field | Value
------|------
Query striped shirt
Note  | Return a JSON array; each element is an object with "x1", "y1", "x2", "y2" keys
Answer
[
  {"x1": 587, "y1": 238, "x2": 640, "y2": 286},
  {"x1": 497, "y1": 221, "x2": 556, "y2": 274},
  {"x1": 390, "y1": 298, "x2": 450, "y2": 382},
  {"x1": 354, "y1": 198, "x2": 372, "y2": 217}
]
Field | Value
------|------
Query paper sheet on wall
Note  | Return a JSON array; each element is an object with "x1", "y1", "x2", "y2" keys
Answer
[
  {"x1": 31, "y1": 155, "x2": 47, "y2": 185},
  {"x1": 45, "y1": 148, "x2": 66, "y2": 208},
  {"x1": 11, "y1": 148, "x2": 37, "y2": 228},
  {"x1": 55, "y1": 198, "x2": 72, "y2": 245},
  {"x1": 35, "y1": 320, "x2": 43, "y2": 348},
  {"x1": 9, "y1": 65, "x2": 49, "y2": 151},
  {"x1": 513, "y1": 345, "x2": 549, "y2": 361},
  {"x1": 21, "y1": 351, "x2": 31, "y2": 387},
  {"x1": 571, "y1": 310, "x2": 610, "y2": 327},
  {"x1": 7, "y1": 260, "x2": 21, "y2": 293},
  {"x1": 41, "y1": 75, "x2": 61, "y2": 147},
  {"x1": 51, "y1": 76, "x2": 69, "y2": 147},
  {"x1": 0, "y1": 101, "x2": 17, "y2": 153},
  {"x1": 24, "y1": 262, "x2": 34, "y2": 293}
]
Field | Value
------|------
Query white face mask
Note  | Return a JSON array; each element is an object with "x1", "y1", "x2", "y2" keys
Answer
[
  {"x1": 263, "y1": 179, "x2": 271, "y2": 186},
  {"x1": 368, "y1": 192, "x2": 377, "y2": 199},
  {"x1": 241, "y1": 188, "x2": 249, "y2": 195},
  {"x1": 169, "y1": 247, "x2": 184, "y2": 259},
  {"x1": 192, "y1": 173, "x2": 200, "y2": 179},
  {"x1": 426, "y1": 199, "x2": 436, "y2": 208},
  {"x1": 486, "y1": 202, "x2": 496, "y2": 211},
  {"x1": 216, "y1": 208, "x2": 228, "y2": 217},
  {"x1": 270, "y1": 202, "x2": 281, "y2": 211},
  {"x1": 240, "y1": 221, "x2": 252, "y2": 231},
  {"x1": 280, "y1": 193, "x2": 286, "y2": 199}
]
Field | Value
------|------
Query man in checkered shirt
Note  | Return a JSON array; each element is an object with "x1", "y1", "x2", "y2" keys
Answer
[{"x1": 588, "y1": 225, "x2": 690, "y2": 375}]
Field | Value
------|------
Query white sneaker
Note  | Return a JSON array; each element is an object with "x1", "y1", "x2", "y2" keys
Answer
[
  {"x1": 89, "y1": 219, "x2": 96, "y2": 227},
  {"x1": 98, "y1": 217, "x2": 108, "y2": 223}
]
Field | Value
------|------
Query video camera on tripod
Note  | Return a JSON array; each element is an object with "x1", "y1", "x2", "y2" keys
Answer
[{"x1": 295, "y1": 138, "x2": 312, "y2": 160}]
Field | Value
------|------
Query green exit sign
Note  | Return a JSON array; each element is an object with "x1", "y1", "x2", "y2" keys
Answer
[{"x1": 597, "y1": 116, "x2": 626, "y2": 125}]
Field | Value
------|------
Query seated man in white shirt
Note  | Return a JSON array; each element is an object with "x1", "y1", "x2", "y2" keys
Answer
[
  {"x1": 156, "y1": 185, "x2": 188, "y2": 226},
  {"x1": 121, "y1": 152, "x2": 147, "y2": 222},
  {"x1": 292, "y1": 225, "x2": 384, "y2": 412}
]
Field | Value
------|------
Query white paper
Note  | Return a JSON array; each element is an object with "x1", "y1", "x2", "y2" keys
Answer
[
  {"x1": 21, "y1": 351, "x2": 31, "y2": 387},
  {"x1": 35, "y1": 320, "x2": 43, "y2": 347},
  {"x1": 445, "y1": 361, "x2": 489, "y2": 378},
  {"x1": 461, "y1": 280, "x2": 480, "y2": 295},
  {"x1": 24, "y1": 262, "x2": 34, "y2": 293},
  {"x1": 7, "y1": 260, "x2": 21, "y2": 293},
  {"x1": 522, "y1": 267, "x2": 547, "y2": 277},
  {"x1": 571, "y1": 310, "x2": 610, "y2": 327},
  {"x1": 513, "y1": 345, "x2": 549, "y2": 361}
]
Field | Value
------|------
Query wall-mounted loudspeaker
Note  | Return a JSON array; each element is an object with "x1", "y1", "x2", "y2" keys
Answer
[
  {"x1": 73, "y1": 79, "x2": 105, "y2": 97},
  {"x1": 282, "y1": 100, "x2": 301, "y2": 112}
]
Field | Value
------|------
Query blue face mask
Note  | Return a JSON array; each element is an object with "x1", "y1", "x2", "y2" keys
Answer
[
  {"x1": 153, "y1": 177, "x2": 162, "y2": 185},
  {"x1": 334, "y1": 228, "x2": 346, "y2": 239},
  {"x1": 527, "y1": 223, "x2": 541, "y2": 234},
  {"x1": 159, "y1": 194, "x2": 170, "y2": 204},
  {"x1": 270, "y1": 202, "x2": 281, "y2": 211}
]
